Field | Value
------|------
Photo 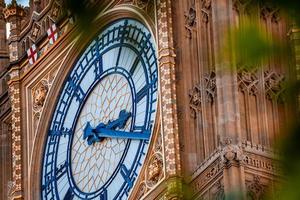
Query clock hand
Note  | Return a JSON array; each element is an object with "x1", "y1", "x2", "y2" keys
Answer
[
  {"x1": 83, "y1": 122, "x2": 103, "y2": 145},
  {"x1": 83, "y1": 110, "x2": 133, "y2": 145},
  {"x1": 94, "y1": 128, "x2": 150, "y2": 140},
  {"x1": 99, "y1": 109, "x2": 131, "y2": 130}
]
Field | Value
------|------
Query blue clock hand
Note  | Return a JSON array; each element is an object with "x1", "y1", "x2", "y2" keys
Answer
[
  {"x1": 95, "y1": 109, "x2": 131, "y2": 131},
  {"x1": 83, "y1": 110, "x2": 134, "y2": 145},
  {"x1": 83, "y1": 122, "x2": 103, "y2": 145},
  {"x1": 95, "y1": 128, "x2": 150, "y2": 140}
]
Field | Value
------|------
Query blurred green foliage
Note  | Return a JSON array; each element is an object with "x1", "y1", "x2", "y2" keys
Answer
[{"x1": 229, "y1": 0, "x2": 300, "y2": 200}]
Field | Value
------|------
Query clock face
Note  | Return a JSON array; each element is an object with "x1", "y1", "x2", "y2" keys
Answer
[{"x1": 41, "y1": 19, "x2": 158, "y2": 200}]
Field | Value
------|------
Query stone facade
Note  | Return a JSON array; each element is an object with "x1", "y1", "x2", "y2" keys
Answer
[{"x1": 0, "y1": 0, "x2": 296, "y2": 199}]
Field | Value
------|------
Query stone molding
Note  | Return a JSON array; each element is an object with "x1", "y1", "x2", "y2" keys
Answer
[{"x1": 190, "y1": 140, "x2": 281, "y2": 198}]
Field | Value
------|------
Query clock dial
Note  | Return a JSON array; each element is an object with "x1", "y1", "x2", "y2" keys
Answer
[
  {"x1": 41, "y1": 19, "x2": 158, "y2": 200},
  {"x1": 71, "y1": 74, "x2": 132, "y2": 193}
]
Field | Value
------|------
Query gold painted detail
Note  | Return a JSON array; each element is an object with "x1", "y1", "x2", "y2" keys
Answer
[{"x1": 32, "y1": 67, "x2": 59, "y2": 130}]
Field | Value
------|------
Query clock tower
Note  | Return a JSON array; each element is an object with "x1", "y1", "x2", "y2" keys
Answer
[{"x1": 0, "y1": 0, "x2": 296, "y2": 199}]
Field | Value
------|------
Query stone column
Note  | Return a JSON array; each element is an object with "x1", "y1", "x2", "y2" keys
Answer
[
  {"x1": 7, "y1": 66, "x2": 22, "y2": 200},
  {"x1": 211, "y1": 0, "x2": 245, "y2": 197},
  {"x1": 157, "y1": 0, "x2": 183, "y2": 199},
  {"x1": 0, "y1": 0, "x2": 9, "y2": 72}
]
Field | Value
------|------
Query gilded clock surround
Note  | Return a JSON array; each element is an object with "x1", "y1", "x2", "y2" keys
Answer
[{"x1": 24, "y1": 6, "x2": 160, "y2": 200}]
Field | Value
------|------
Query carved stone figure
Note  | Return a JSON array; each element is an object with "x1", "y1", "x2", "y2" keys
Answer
[{"x1": 33, "y1": 81, "x2": 48, "y2": 108}]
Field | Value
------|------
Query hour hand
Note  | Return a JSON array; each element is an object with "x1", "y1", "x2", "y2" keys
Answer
[{"x1": 83, "y1": 122, "x2": 104, "y2": 145}]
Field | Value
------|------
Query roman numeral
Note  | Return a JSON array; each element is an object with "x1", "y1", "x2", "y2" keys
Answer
[
  {"x1": 94, "y1": 57, "x2": 103, "y2": 78},
  {"x1": 99, "y1": 188, "x2": 107, "y2": 200},
  {"x1": 56, "y1": 162, "x2": 68, "y2": 180},
  {"x1": 136, "y1": 77, "x2": 158, "y2": 103},
  {"x1": 136, "y1": 85, "x2": 149, "y2": 103},
  {"x1": 67, "y1": 78, "x2": 86, "y2": 103},
  {"x1": 120, "y1": 164, "x2": 135, "y2": 192},
  {"x1": 42, "y1": 162, "x2": 67, "y2": 191},
  {"x1": 129, "y1": 57, "x2": 140, "y2": 76},
  {"x1": 49, "y1": 128, "x2": 72, "y2": 137},
  {"x1": 120, "y1": 164, "x2": 133, "y2": 189},
  {"x1": 63, "y1": 188, "x2": 74, "y2": 200}
]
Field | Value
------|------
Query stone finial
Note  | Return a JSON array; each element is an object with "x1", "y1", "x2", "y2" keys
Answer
[{"x1": 3, "y1": 0, "x2": 26, "y2": 61}]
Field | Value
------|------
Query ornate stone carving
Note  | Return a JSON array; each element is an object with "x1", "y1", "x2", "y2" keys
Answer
[
  {"x1": 264, "y1": 70, "x2": 285, "y2": 102},
  {"x1": 189, "y1": 71, "x2": 216, "y2": 118},
  {"x1": 237, "y1": 67, "x2": 259, "y2": 95},
  {"x1": 221, "y1": 138, "x2": 243, "y2": 164},
  {"x1": 233, "y1": 0, "x2": 253, "y2": 15},
  {"x1": 192, "y1": 158, "x2": 224, "y2": 192},
  {"x1": 211, "y1": 180, "x2": 225, "y2": 200},
  {"x1": 33, "y1": 81, "x2": 48, "y2": 108},
  {"x1": 260, "y1": 1, "x2": 280, "y2": 22},
  {"x1": 132, "y1": 0, "x2": 151, "y2": 10},
  {"x1": 246, "y1": 175, "x2": 265, "y2": 200},
  {"x1": 136, "y1": 181, "x2": 147, "y2": 199},
  {"x1": 203, "y1": 71, "x2": 216, "y2": 103},
  {"x1": 7, "y1": 181, "x2": 15, "y2": 200},
  {"x1": 32, "y1": 67, "x2": 59, "y2": 131},
  {"x1": 131, "y1": 129, "x2": 165, "y2": 199},
  {"x1": 30, "y1": 23, "x2": 41, "y2": 41},
  {"x1": 184, "y1": 6, "x2": 196, "y2": 38},
  {"x1": 120, "y1": 0, "x2": 155, "y2": 19},
  {"x1": 201, "y1": 0, "x2": 211, "y2": 24},
  {"x1": 242, "y1": 150, "x2": 280, "y2": 174},
  {"x1": 146, "y1": 153, "x2": 164, "y2": 187},
  {"x1": 189, "y1": 84, "x2": 201, "y2": 118},
  {"x1": 50, "y1": 0, "x2": 62, "y2": 21}
]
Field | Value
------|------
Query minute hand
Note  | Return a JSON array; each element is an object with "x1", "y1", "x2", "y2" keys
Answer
[{"x1": 95, "y1": 128, "x2": 150, "y2": 140}]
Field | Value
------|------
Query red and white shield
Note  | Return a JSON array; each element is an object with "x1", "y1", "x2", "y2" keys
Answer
[
  {"x1": 27, "y1": 44, "x2": 38, "y2": 65},
  {"x1": 47, "y1": 24, "x2": 58, "y2": 45}
]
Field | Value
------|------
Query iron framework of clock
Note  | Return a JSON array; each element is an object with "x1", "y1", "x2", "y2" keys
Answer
[{"x1": 41, "y1": 19, "x2": 158, "y2": 200}]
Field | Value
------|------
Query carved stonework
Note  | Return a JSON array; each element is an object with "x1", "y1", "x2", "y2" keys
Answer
[
  {"x1": 146, "y1": 153, "x2": 164, "y2": 187},
  {"x1": 211, "y1": 180, "x2": 225, "y2": 200},
  {"x1": 132, "y1": 0, "x2": 151, "y2": 10},
  {"x1": 33, "y1": 81, "x2": 48, "y2": 108},
  {"x1": 184, "y1": 6, "x2": 196, "y2": 38},
  {"x1": 246, "y1": 175, "x2": 265, "y2": 200},
  {"x1": 242, "y1": 149, "x2": 280, "y2": 175},
  {"x1": 30, "y1": 22, "x2": 41, "y2": 41},
  {"x1": 131, "y1": 129, "x2": 165, "y2": 199},
  {"x1": 221, "y1": 138, "x2": 243, "y2": 164},
  {"x1": 189, "y1": 84, "x2": 201, "y2": 118},
  {"x1": 135, "y1": 181, "x2": 147, "y2": 199},
  {"x1": 237, "y1": 67, "x2": 259, "y2": 95},
  {"x1": 50, "y1": 0, "x2": 62, "y2": 21},
  {"x1": 264, "y1": 70, "x2": 285, "y2": 102},
  {"x1": 189, "y1": 71, "x2": 216, "y2": 118},
  {"x1": 201, "y1": 0, "x2": 211, "y2": 24},
  {"x1": 260, "y1": 1, "x2": 280, "y2": 23},
  {"x1": 233, "y1": 0, "x2": 253, "y2": 15},
  {"x1": 191, "y1": 157, "x2": 224, "y2": 193},
  {"x1": 32, "y1": 67, "x2": 59, "y2": 131},
  {"x1": 120, "y1": 0, "x2": 155, "y2": 20},
  {"x1": 7, "y1": 181, "x2": 15, "y2": 200}
]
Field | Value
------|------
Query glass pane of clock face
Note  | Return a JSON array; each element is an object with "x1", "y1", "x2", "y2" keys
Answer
[
  {"x1": 71, "y1": 74, "x2": 132, "y2": 192},
  {"x1": 41, "y1": 18, "x2": 158, "y2": 200}
]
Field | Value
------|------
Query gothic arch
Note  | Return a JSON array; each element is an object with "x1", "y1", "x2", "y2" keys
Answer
[{"x1": 28, "y1": 6, "x2": 156, "y2": 199}]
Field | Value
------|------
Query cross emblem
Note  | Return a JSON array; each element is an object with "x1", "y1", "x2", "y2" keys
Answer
[
  {"x1": 47, "y1": 24, "x2": 58, "y2": 45},
  {"x1": 27, "y1": 44, "x2": 38, "y2": 65}
]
